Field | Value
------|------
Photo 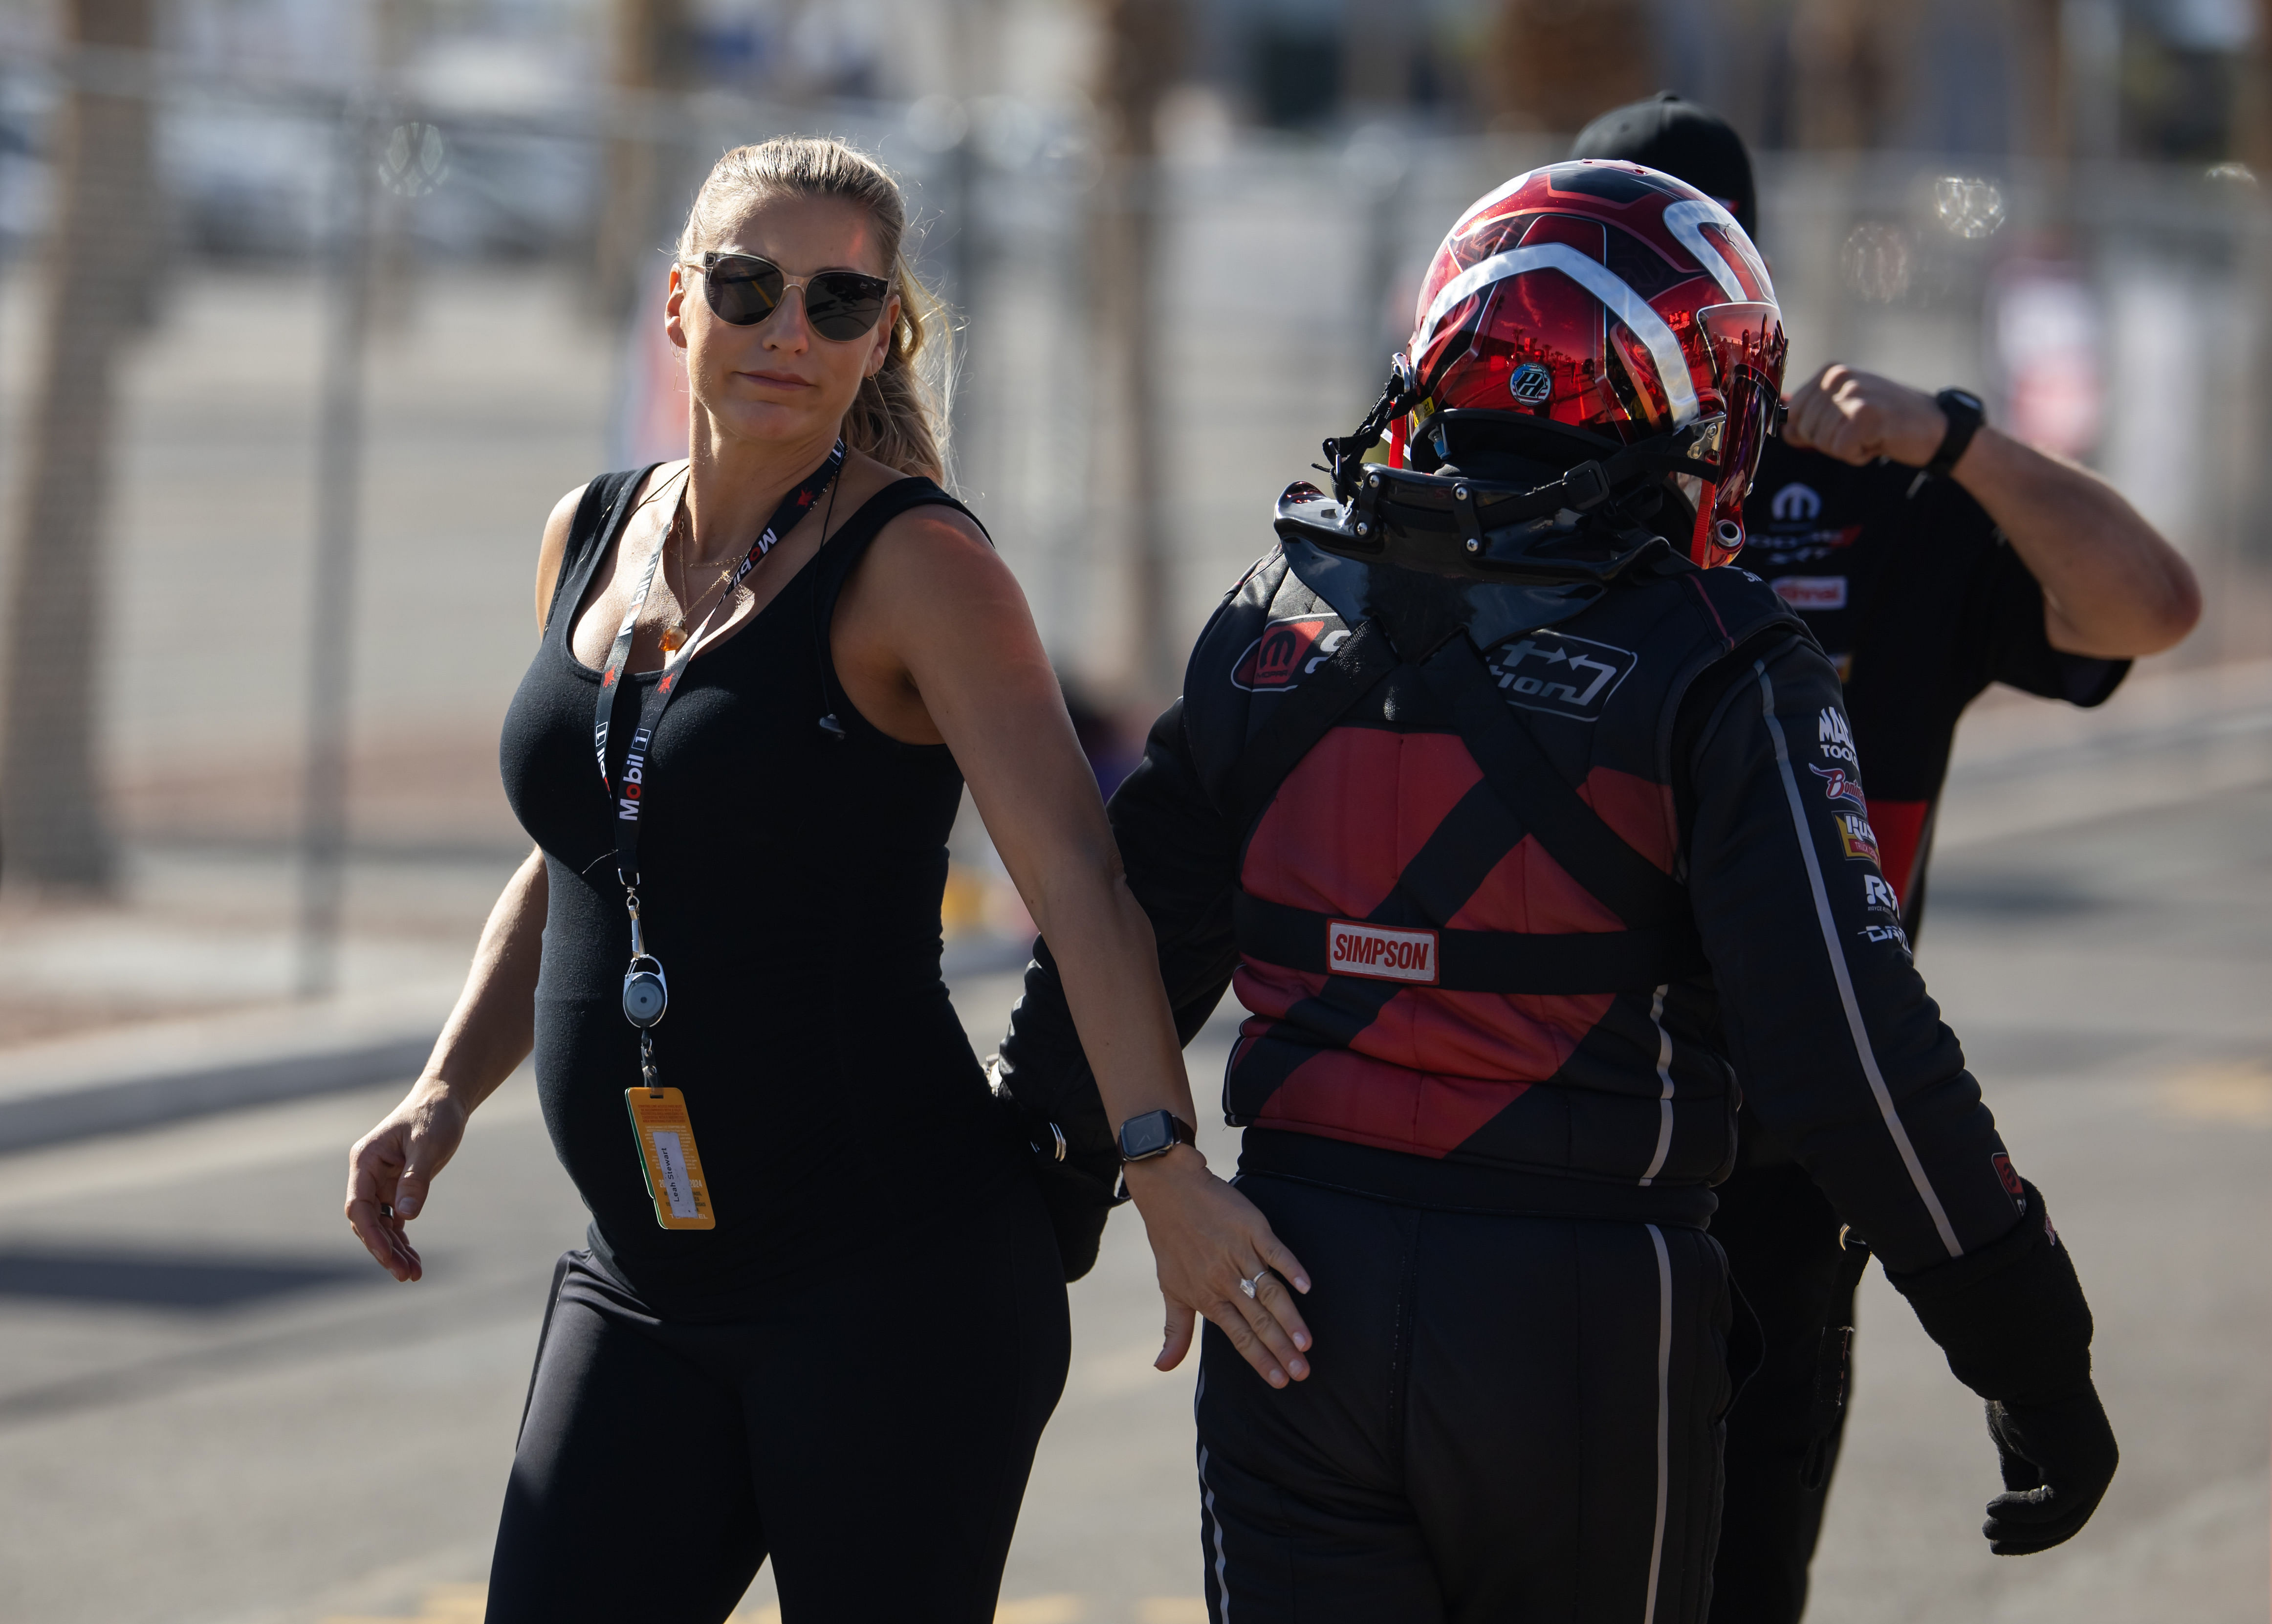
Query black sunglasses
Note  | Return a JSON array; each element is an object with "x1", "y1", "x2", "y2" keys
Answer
[{"x1": 688, "y1": 251, "x2": 892, "y2": 341}]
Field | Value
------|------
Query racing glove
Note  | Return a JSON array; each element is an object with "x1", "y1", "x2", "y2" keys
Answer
[
  {"x1": 1980, "y1": 1388, "x2": 2119, "y2": 1554},
  {"x1": 1885, "y1": 1179, "x2": 2118, "y2": 1555}
]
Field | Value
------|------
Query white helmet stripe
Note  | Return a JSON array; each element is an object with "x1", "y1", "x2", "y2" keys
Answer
[
  {"x1": 1449, "y1": 167, "x2": 1545, "y2": 242},
  {"x1": 1414, "y1": 243, "x2": 1700, "y2": 426},
  {"x1": 1661, "y1": 199, "x2": 1776, "y2": 305}
]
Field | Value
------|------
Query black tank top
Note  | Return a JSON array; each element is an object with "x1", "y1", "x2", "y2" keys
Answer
[{"x1": 500, "y1": 466, "x2": 1016, "y2": 1317}]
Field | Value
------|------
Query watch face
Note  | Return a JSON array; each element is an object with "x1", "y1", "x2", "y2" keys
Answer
[{"x1": 1121, "y1": 1111, "x2": 1171, "y2": 1159}]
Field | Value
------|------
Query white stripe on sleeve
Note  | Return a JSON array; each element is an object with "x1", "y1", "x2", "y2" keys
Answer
[{"x1": 1754, "y1": 660, "x2": 1964, "y2": 1256}]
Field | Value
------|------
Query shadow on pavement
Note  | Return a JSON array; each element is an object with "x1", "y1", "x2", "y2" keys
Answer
[{"x1": 0, "y1": 1246, "x2": 374, "y2": 1310}]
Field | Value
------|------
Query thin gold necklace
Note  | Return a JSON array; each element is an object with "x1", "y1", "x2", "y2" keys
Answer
[{"x1": 658, "y1": 494, "x2": 740, "y2": 654}]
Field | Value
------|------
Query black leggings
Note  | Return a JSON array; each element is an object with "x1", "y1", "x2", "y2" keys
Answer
[
  {"x1": 1195, "y1": 1174, "x2": 1733, "y2": 1624},
  {"x1": 485, "y1": 1181, "x2": 1070, "y2": 1624}
]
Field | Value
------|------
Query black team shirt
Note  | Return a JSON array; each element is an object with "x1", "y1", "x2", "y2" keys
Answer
[{"x1": 1742, "y1": 437, "x2": 2129, "y2": 933}]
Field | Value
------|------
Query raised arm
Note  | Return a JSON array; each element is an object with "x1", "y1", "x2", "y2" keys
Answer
[
  {"x1": 1785, "y1": 363, "x2": 2200, "y2": 658},
  {"x1": 843, "y1": 509, "x2": 1315, "y2": 1387}
]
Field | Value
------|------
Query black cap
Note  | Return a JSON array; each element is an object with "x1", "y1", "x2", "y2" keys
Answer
[{"x1": 1570, "y1": 91, "x2": 1757, "y2": 241}]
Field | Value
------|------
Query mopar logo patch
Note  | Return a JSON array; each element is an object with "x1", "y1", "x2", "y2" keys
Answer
[
  {"x1": 1231, "y1": 616, "x2": 1347, "y2": 691},
  {"x1": 1485, "y1": 632, "x2": 1638, "y2": 720},
  {"x1": 1770, "y1": 483, "x2": 1823, "y2": 522},
  {"x1": 1509, "y1": 361, "x2": 1554, "y2": 405}
]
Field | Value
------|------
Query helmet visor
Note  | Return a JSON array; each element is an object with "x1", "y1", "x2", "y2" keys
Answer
[{"x1": 1693, "y1": 301, "x2": 1787, "y2": 523}]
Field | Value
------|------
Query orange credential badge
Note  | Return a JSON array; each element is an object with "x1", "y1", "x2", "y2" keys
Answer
[{"x1": 624, "y1": 1087, "x2": 716, "y2": 1230}]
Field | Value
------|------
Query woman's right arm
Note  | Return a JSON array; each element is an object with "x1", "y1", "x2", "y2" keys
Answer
[
  {"x1": 342, "y1": 484, "x2": 586, "y2": 1282},
  {"x1": 343, "y1": 849, "x2": 548, "y2": 1281}
]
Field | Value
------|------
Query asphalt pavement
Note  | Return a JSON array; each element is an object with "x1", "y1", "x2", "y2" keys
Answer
[{"x1": 0, "y1": 777, "x2": 2266, "y2": 1624}]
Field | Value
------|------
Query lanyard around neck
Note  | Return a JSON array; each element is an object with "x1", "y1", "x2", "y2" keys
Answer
[{"x1": 593, "y1": 440, "x2": 845, "y2": 896}]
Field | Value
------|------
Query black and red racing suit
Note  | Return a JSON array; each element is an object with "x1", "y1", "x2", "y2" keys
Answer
[
  {"x1": 996, "y1": 527, "x2": 2098, "y2": 1623},
  {"x1": 1701, "y1": 439, "x2": 2131, "y2": 1624}
]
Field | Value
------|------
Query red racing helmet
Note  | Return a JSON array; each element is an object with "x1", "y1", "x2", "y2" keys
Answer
[{"x1": 1374, "y1": 160, "x2": 1786, "y2": 569}]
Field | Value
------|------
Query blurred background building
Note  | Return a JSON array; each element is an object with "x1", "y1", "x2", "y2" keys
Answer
[{"x1": 0, "y1": 0, "x2": 2263, "y2": 1009}]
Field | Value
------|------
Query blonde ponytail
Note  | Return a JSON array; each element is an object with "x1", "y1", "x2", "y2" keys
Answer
[{"x1": 677, "y1": 137, "x2": 950, "y2": 483}]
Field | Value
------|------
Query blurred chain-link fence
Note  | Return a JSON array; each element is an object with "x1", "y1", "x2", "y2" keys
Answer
[{"x1": 0, "y1": 34, "x2": 2263, "y2": 1029}]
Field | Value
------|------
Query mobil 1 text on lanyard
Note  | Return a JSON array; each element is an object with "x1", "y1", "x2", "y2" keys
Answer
[{"x1": 592, "y1": 442, "x2": 846, "y2": 1089}]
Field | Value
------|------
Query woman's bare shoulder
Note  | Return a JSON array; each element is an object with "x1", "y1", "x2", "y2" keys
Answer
[
  {"x1": 533, "y1": 482, "x2": 591, "y2": 633},
  {"x1": 533, "y1": 462, "x2": 686, "y2": 631},
  {"x1": 865, "y1": 497, "x2": 1005, "y2": 600},
  {"x1": 874, "y1": 492, "x2": 991, "y2": 551}
]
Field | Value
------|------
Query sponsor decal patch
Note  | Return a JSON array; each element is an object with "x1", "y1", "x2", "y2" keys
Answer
[
  {"x1": 1809, "y1": 763, "x2": 1868, "y2": 810},
  {"x1": 1769, "y1": 482, "x2": 1823, "y2": 522},
  {"x1": 1485, "y1": 632, "x2": 1638, "y2": 720},
  {"x1": 1771, "y1": 574, "x2": 1849, "y2": 611},
  {"x1": 1327, "y1": 919, "x2": 1440, "y2": 985},
  {"x1": 1862, "y1": 873, "x2": 1900, "y2": 912},
  {"x1": 1818, "y1": 706, "x2": 1858, "y2": 766},
  {"x1": 1754, "y1": 526, "x2": 1864, "y2": 565},
  {"x1": 1991, "y1": 1151, "x2": 2027, "y2": 1211},
  {"x1": 1753, "y1": 478, "x2": 1865, "y2": 564},
  {"x1": 1840, "y1": 814, "x2": 1884, "y2": 866},
  {"x1": 1232, "y1": 617, "x2": 1347, "y2": 691},
  {"x1": 1858, "y1": 921, "x2": 1913, "y2": 953},
  {"x1": 1509, "y1": 361, "x2": 1554, "y2": 404}
]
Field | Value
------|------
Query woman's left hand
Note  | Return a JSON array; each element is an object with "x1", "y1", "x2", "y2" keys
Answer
[{"x1": 1124, "y1": 1148, "x2": 1315, "y2": 1390}]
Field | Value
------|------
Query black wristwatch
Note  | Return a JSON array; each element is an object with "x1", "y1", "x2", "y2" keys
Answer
[
  {"x1": 1925, "y1": 388, "x2": 1986, "y2": 479},
  {"x1": 1117, "y1": 1108, "x2": 1198, "y2": 1163}
]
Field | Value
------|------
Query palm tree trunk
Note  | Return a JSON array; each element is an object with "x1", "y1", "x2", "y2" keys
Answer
[
  {"x1": 594, "y1": 0, "x2": 692, "y2": 320},
  {"x1": 0, "y1": 0, "x2": 155, "y2": 893},
  {"x1": 1090, "y1": 0, "x2": 1181, "y2": 702}
]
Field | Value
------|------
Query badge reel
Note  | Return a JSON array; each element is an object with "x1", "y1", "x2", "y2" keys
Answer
[
  {"x1": 622, "y1": 956, "x2": 668, "y2": 1028},
  {"x1": 621, "y1": 891, "x2": 668, "y2": 1034}
]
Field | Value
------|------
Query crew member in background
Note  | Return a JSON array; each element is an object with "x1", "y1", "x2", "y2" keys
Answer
[{"x1": 1572, "y1": 94, "x2": 2201, "y2": 1624}]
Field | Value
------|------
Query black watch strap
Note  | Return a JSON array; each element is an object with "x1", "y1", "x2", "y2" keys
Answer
[
  {"x1": 1117, "y1": 1108, "x2": 1198, "y2": 1163},
  {"x1": 1925, "y1": 388, "x2": 1986, "y2": 479}
]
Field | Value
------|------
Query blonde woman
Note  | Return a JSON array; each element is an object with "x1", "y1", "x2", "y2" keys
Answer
[{"x1": 342, "y1": 139, "x2": 1312, "y2": 1621}]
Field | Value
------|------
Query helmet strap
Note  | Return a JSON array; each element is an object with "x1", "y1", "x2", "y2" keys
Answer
[{"x1": 1324, "y1": 354, "x2": 1419, "y2": 502}]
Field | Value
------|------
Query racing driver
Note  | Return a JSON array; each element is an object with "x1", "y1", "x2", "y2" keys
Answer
[
  {"x1": 992, "y1": 158, "x2": 2120, "y2": 1622},
  {"x1": 1572, "y1": 93, "x2": 2198, "y2": 1624}
]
